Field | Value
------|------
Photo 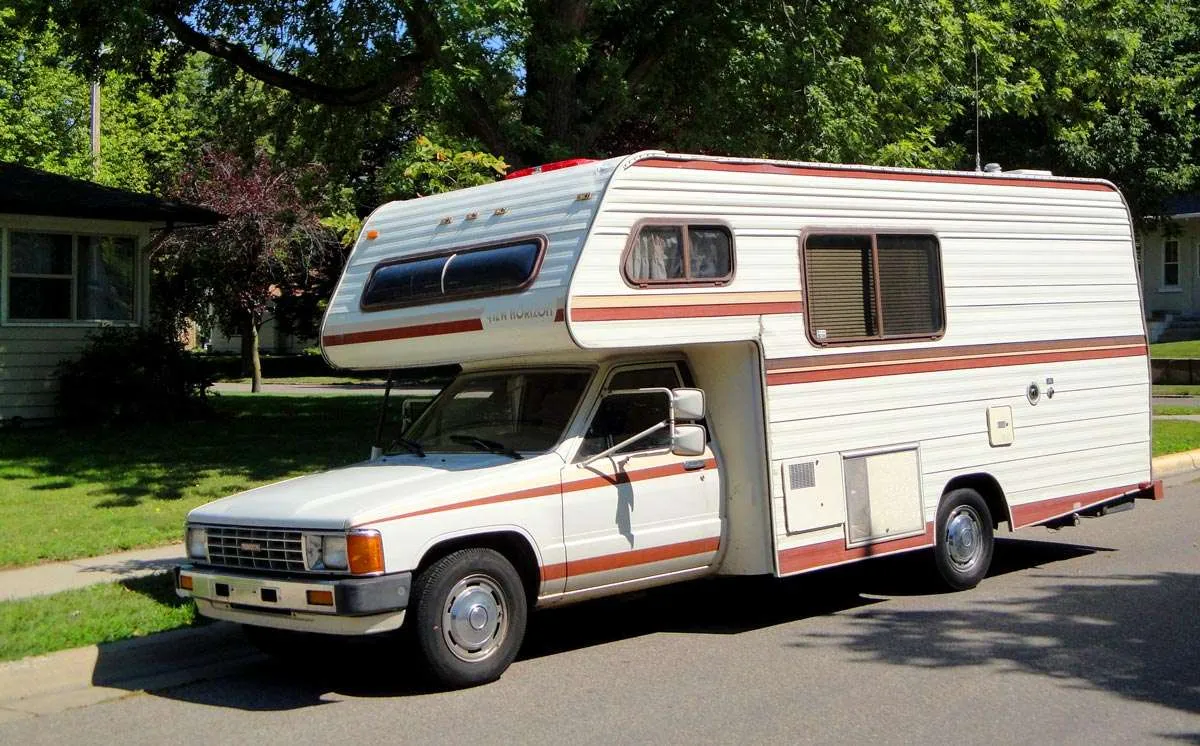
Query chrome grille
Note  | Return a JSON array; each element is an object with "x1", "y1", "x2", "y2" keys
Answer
[{"x1": 205, "y1": 526, "x2": 305, "y2": 572}]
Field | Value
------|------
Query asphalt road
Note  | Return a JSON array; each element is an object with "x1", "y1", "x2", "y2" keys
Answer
[{"x1": 4, "y1": 477, "x2": 1198, "y2": 745}]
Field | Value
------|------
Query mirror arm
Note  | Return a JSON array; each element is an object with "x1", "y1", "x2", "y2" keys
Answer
[{"x1": 578, "y1": 420, "x2": 671, "y2": 468}]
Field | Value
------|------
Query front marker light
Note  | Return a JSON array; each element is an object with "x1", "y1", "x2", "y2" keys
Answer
[
  {"x1": 186, "y1": 527, "x2": 207, "y2": 560},
  {"x1": 347, "y1": 531, "x2": 384, "y2": 575}
]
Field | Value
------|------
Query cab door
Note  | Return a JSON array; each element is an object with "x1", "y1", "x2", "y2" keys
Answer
[{"x1": 560, "y1": 363, "x2": 722, "y2": 592}]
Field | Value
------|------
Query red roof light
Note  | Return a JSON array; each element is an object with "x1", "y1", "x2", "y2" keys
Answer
[{"x1": 505, "y1": 158, "x2": 597, "y2": 180}]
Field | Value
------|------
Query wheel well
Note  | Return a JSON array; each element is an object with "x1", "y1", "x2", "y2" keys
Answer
[
  {"x1": 942, "y1": 473, "x2": 1011, "y2": 530},
  {"x1": 416, "y1": 531, "x2": 541, "y2": 605}
]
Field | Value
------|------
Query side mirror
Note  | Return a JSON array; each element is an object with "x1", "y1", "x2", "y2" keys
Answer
[
  {"x1": 672, "y1": 388, "x2": 706, "y2": 421},
  {"x1": 671, "y1": 424, "x2": 706, "y2": 457}
]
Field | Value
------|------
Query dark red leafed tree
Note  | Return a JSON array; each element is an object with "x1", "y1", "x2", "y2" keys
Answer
[{"x1": 158, "y1": 147, "x2": 338, "y2": 392}]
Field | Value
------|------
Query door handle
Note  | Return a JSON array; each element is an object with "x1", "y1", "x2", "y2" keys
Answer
[{"x1": 683, "y1": 459, "x2": 707, "y2": 471}]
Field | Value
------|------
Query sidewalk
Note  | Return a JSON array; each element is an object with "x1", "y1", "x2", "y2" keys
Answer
[
  {"x1": 0, "y1": 544, "x2": 185, "y2": 603},
  {"x1": 211, "y1": 382, "x2": 441, "y2": 397}
]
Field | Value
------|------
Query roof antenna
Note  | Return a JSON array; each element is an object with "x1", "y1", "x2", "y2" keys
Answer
[{"x1": 974, "y1": 46, "x2": 982, "y2": 173}]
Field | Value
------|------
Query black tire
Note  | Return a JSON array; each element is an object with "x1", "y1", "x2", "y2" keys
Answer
[
  {"x1": 408, "y1": 548, "x2": 528, "y2": 688},
  {"x1": 933, "y1": 488, "x2": 994, "y2": 591}
]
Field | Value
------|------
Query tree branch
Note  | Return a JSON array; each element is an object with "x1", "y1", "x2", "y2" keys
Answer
[{"x1": 149, "y1": 2, "x2": 425, "y2": 106}]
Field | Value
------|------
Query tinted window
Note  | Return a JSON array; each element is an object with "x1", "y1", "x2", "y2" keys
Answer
[
  {"x1": 362, "y1": 239, "x2": 542, "y2": 310},
  {"x1": 443, "y1": 241, "x2": 541, "y2": 295},
  {"x1": 361, "y1": 255, "x2": 447, "y2": 308}
]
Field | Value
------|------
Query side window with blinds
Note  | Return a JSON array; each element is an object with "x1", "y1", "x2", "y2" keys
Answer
[{"x1": 803, "y1": 232, "x2": 943, "y2": 344}]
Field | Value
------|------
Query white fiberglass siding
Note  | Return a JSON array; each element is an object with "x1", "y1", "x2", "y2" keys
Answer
[{"x1": 321, "y1": 158, "x2": 623, "y2": 370}]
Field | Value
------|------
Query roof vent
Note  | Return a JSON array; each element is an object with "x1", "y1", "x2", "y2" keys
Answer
[
  {"x1": 1006, "y1": 169, "x2": 1054, "y2": 176},
  {"x1": 983, "y1": 162, "x2": 1002, "y2": 173}
]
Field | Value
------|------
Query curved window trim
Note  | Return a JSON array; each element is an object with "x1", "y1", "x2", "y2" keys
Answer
[
  {"x1": 620, "y1": 218, "x2": 736, "y2": 289},
  {"x1": 799, "y1": 227, "x2": 947, "y2": 348},
  {"x1": 359, "y1": 235, "x2": 548, "y2": 312}
]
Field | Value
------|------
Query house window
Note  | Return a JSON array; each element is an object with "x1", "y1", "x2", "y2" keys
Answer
[
  {"x1": 623, "y1": 223, "x2": 734, "y2": 285},
  {"x1": 6, "y1": 232, "x2": 136, "y2": 322},
  {"x1": 1163, "y1": 239, "x2": 1179, "y2": 287},
  {"x1": 361, "y1": 238, "x2": 544, "y2": 310},
  {"x1": 803, "y1": 232, "x2": 944, "y2": 344}
]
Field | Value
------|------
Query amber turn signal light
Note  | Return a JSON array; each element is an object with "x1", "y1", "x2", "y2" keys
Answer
[
  {"x1": 365, "y1": 229, "x2": 379, "y2": 240},
  {"x1": 348, "y1": 531, "x2": 384, "y2": 575},
  {"x1": 178, "y1": 574, "x2": 193, "y2": 591},
  {"x1": 306, "y1": 589, "x2": 334, "y2": 606}
]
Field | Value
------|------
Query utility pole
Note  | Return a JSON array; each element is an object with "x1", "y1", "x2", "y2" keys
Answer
[{"x1": 90, "y1": 81, "x2": 100, "y2": 177}]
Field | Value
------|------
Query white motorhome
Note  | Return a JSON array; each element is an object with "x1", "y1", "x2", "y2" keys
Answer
[{"x1": 177, "y1": 152, "x2": 1160, "y2": 688}]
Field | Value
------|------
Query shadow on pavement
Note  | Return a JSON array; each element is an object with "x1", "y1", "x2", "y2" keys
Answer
[{"x1": 114, "y1": 535, "x2": 1135, "y2": 712}]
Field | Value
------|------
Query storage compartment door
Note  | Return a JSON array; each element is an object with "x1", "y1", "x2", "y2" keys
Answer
[{"x1": 843, "y1": 447, "x2": 924, "y2": 545}]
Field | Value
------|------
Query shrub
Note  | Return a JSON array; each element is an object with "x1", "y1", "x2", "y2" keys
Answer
[{"x1": 57, "y1": 328, "x2": 213, "y2": 425}]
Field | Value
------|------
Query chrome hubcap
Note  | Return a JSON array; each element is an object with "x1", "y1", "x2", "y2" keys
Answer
[
  {"x1": 442, "y1": 574, "x2": 507, "y2": 662},
  {"x1": 945, "y1": 505, "x2": 983, "y2": 571}
]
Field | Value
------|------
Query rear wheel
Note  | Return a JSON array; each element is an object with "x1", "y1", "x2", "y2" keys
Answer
[
  {"x1": 933, "y1": 488, "x2": 994, "y2": 591},
  {"x1": 409, "y1": 548, "x2": 528, "y2": 688}
]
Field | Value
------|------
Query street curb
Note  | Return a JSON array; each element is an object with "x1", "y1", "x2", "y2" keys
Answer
[
  {"x1": 1152, "y1": 447, "x2": 1200, "y2": 478},
  {"x1": 0, "y1": 623, "x2": 262, "y2": 718}
]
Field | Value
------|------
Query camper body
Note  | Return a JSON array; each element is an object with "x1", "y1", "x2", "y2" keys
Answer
[{"x1": 177, "y1": 152, "x2": 1159, "y2": 687}]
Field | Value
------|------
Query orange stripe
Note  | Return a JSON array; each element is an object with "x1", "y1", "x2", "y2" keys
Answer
[
  {"x1": 765, "y1": 335, "x2": 1145, "y2": 371},
  {"x1": 1010, "y1": 482, "x2": 1144, "y2": 528},
  {"x1": 323, "y1": 318, "x2": 482, "y2": 346},
  {"x1": 354, "y1": 457, "x2": 717, "y2": 527},
  {"x1": 572, "y1": 301, "x2": 804, "y2": 321},
  {"x1": 767, "y1": 343, "x2": 1146, "y2": 385},
  {"x1": 541, "y1": 536, "x2": 720, "y2": 581},
  {"x1": 777, "y1": 524, "x2": 934, "y2": 575},
  {"x1": 635, "y1": 158, "x2": 1116, "y2": 192}
]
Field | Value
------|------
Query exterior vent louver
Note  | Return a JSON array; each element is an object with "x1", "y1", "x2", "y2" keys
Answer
[{"x1": 788, "y1": 461, "x2": 817, "y2": 490}]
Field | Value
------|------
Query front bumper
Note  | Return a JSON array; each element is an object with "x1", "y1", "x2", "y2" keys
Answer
[{"x1": 176, "y1": 565, "x2": 411, "y2": 636}]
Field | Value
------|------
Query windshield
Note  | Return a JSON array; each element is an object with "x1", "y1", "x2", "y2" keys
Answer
[{"x1": 404, "y1": 369, "x2": 592, "y2": 454}]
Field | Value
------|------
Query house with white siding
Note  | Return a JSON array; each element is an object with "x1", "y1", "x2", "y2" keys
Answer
[
  {"x1": 1139, "y1": 194, "x2": 1200, "y2": 341},
  {"x1": 0, "y1": 163, "x2": 220, "y2": 423}
]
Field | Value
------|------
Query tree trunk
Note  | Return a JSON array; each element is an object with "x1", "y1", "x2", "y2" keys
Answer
[{"x1": 240, "y1": 313, "x2": 263, "y2": 393}]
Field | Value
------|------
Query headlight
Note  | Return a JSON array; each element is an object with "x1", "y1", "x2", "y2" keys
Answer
[
  {"x1": 186, "y1": 526, "x2": 207, "y2": 560},
  {"x1": 321, "y1": 536, "x2": 348, "y2": 570},
  {"x1": 303, "y1": 534, "x2": 349, "y2": 571}
]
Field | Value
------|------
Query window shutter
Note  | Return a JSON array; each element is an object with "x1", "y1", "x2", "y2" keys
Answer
[
  {"x1": 805, "y1": 235, "x2": 876, "y2": 340},
  {"x1": 877, "y1": 235, "x2": 941, "y2": 336}
]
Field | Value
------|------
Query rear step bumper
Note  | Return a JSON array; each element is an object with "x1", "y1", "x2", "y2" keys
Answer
[{"x1": 1043, "y1": 479, "x2": 1162, "y2": 529}]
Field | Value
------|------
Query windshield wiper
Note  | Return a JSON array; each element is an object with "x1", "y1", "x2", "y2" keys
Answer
[
  {"x1": 388, "y1": 437, "x2": 426, "y2": 458},
  {"x1": 449, "y1": 435, "x2": 524, "y2": 460}
]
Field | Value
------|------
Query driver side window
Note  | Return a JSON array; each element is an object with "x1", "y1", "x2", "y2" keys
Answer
[{"x1": 577, "y1": 366, "x2": 682, "y2": 460}]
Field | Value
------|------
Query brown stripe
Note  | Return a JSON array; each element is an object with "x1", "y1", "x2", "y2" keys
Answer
[
  {"x1": 572, "y1": 301, "x2": 804, "y2": 322},
  {"x1": 355, "y1": 457, "x2": 717, "y2": 527},
  {"x1": 541, "y1": 536, "x2": 720, "y2": 582},
  {"x1": 778, "y1": 524, "x2": 934, "y2": 575},
  {"x1": 766, "y1": 335, "x2": 1146, "y2": 371},
  {"x1": 767, "y1": 344, "x2": 1146, "y2": 385},
  {"x1": 554, "y1": 308, "x2": 565, "y2": 322},
  {"x1": 1010, "y1": 483, "x2": 1144, "y2": 528},
  {"x1": 635, "y1": 158, "x2": 1116, "y2": 193},
  {"x1": 323, "y1": 318, "x2": 483, "y2": 347}
]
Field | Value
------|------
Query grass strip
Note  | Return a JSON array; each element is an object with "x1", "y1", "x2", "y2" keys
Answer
[
  {"x1": 1154, "y1": 405, "x2": 1200, "y2": 416},
  {"x1": 1153, "y1": 420, "x2": 1200, "y2": 456},
  {"x1": 0, "y1": 574, "x2": 201, "y2": 663},
  {"x1": 1150, "y1": 340, "x2": 1200, "y2": 359}
]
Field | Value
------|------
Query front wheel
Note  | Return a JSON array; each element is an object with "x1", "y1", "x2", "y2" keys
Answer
[
  {"x1": 933, "y1": 488, "x2": 994, "y2": 591},
  {"x1": 409, "y1": 548, "x2": 528, "y2": 688}
]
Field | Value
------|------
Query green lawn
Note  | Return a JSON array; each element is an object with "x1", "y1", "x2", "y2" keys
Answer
[
  {"x1": 0, "y1": 395, "x2": 383, "y2": 568},
  {"x1": 0, "y1": 573, "x2": 202, "y2": 662},
  {"x1": 1150, "y1": 340, "x2": 1200, "y2": 358},
  {"x1": 1152, "y1": 384, "x2": 1200, "y2": 396},
  {"x1": 1153, "y1": 405, "x2": 1200, "y2": 416},
  {"x1": 1153, "y1": 420, "x2": 1200, "y2": 456}
]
